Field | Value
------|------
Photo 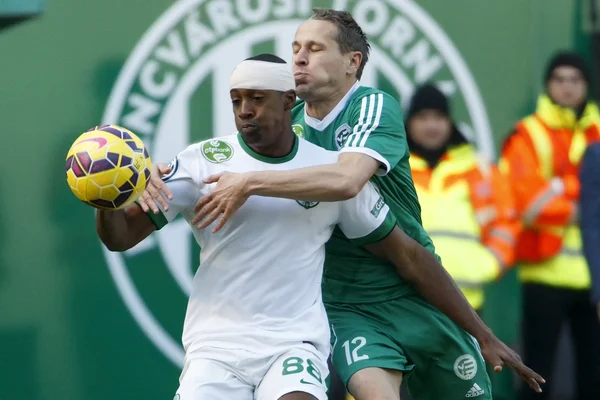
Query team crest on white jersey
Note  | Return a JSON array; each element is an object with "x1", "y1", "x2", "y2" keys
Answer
[
  {"x1": 296, "y1": 200, "x2": 320, "y2": 209},
  {"x1": 101, "y1": 0, "x2": 492, "y2": 368}
]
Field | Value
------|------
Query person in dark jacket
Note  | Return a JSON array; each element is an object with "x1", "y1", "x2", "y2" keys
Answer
[{"x1": 579, "y1": 142, "x2": 600, "y2": 321}]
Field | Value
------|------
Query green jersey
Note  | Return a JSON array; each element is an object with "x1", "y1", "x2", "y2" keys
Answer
[{"x1": 291, "y1": 84, "x2": 438, "y2": 303}]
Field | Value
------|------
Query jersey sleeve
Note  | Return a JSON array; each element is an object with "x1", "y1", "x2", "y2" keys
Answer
[
  {"x1": 337, "y1": 181, "x2": 397, "y2": 246},
  {"x1": 341, "y1": 91, "x2": 407, "y2": 176},
  {"x1": 145, "y1": 146, "x2": 202, "y2": 230}
]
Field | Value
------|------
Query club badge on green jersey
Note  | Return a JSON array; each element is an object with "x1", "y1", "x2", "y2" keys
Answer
[{"x1": 334, "y1": 124, "x2": 352, "y2": 150}]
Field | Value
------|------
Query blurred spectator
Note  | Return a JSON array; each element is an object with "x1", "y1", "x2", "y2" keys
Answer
[
  {"x1": 579, "y1": 144, "x2": 600, "y2": 321},
  {"x1": 405, "y1": 84, "x2": 519, "y2": 313},
  {"x1": 500, "y1": 51, "x2": 600, "y2": 400}
]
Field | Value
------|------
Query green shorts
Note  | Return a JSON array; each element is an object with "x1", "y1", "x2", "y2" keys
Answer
[{"x1": 326, "y1": 295, "x2": 492, "y2": 400}]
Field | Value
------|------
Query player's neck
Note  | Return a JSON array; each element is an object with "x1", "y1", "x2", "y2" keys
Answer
[
  {"x1": 248, "y1": 128, "x2": 296, "y2": 159},
  {"x1": 305, "y1": 79, "x2": 356, "y2": 120}
]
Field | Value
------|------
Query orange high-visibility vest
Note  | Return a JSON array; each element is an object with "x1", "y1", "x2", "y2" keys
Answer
[
  {"x1": 501, "y1": 95, "x2": 600, "y2": 289},
  {"x1": 411, "y1": 144, "x2": 519, "y2": 309}
]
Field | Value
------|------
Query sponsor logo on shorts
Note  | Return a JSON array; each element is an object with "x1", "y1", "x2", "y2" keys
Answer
[
  {"x1": 465, "y1": 383, "x2": 485, "y2": 397},
  {"x1": 454, "y1": 354, "x2": 478, "y2": 380},
  {"x1": 300, "y1": 378, "x2": 318, "y2": 386},
  {"x1": 292, "y1": 124, "x2": 305, "y2": 139},
  {"x1": 202, "y1": 139, "x2": 233, "y2": 163}
]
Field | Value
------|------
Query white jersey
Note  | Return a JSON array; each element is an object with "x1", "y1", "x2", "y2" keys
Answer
[{"x1": 149, "y1": 134, "x2": 396, "y2": 358}]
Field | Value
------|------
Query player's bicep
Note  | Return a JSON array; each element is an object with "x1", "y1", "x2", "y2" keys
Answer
[
  {"x1": 342, "y1": 93, "x2": 407, "y2": 175},
  {"x1": 337, "y1": 181, "x2": 396, "y2": 246}
]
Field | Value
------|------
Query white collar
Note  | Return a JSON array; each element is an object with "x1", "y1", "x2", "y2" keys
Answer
[{"x1": 304, "y1": 81, "x2": 361, "y2": 131}]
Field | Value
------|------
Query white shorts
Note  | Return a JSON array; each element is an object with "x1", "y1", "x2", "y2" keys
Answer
[{"x1": 175, "y1": 343, "x2": 329, "y2": 400}]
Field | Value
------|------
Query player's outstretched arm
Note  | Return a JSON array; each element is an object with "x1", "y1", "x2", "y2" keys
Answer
[
  {"x1": 363, "y1": 227, "x2": 546, "y2": 393},
  {"x1": 96, "y1": 204, "x2": 156, "y2": 252},
  {"x1": 191, "y1": 152, "x2": 377, "y2": 232},
  {"x1": 242, "y1": 152, "x2": 378, "y2": 201}
]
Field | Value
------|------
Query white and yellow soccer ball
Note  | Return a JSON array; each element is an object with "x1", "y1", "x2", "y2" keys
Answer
[{"x1": 65, "y1": 124, "x2": 152, "y2": 210}]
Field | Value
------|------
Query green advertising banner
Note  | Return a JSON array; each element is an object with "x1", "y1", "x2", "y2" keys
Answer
[{"x1": 0, "y1": 0, "x2": 585, "y2": 399}]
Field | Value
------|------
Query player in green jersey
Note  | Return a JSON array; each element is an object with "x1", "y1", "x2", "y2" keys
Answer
[{"x1": 139, "y1": 9, "x2": 544, "y2": 400}]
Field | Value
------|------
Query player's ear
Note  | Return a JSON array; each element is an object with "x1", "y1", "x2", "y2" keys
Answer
[
  {"x1": 347, "y1": 51, "x2": 362, "y2": 76},
  {"x1": 283, "y1": 90, "x2": 296, "y2": 111}
]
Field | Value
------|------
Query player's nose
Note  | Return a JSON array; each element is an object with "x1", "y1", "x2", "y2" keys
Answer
[
  {"x1": 294, "y1": 49, "x2": 308, "y2": 65},
  {"x1": 239, "y1": 103, "x2": 255, "y2": 119}
]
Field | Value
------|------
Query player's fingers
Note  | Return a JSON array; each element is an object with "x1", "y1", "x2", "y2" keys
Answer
[
  {"x1": 212, "y1": 209, "x2": 231, "y2": 233},
  {"x1": 516, "y1": 363, "x2": 545, "y2": 385},
  {"x1": 156, "y1": 163, "x2": 171, "y2": 175},
  {"x1": 140, "y1": 191, "x2": 159, "y2": 214},
  {"x1": 155, "y1": 178, "x2": 173, "y2": 201},
  {"x1": 156, "y1": 192, "x2": 170, "y2": 212},
  {"x1": 483, "y1": 351, "x2": 504, "y2": 372},
  {"x1": 197, "y1": 204, "x2": 222, "y2": 230},
  {"x1": 203, "y1": 173, "x2": 222, "y2": 184},
  {"x1": 146, "y1": 181, "x2": 159, "y2": 198},
  {"x1": 144, "y1": 186, "x2": 163, "y2": 212},
  {"x1": 193, "y1": 194, "x2": 213, "y2": 216},
  {"x1": 523, "y1": 375, "x2": 542, "y2": 393},
  {"x1": 138, "y1": 192, "x2": 150, "y2": 212}
]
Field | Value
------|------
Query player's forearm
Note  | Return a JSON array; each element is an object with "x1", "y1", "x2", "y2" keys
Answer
[
  {"x1": 96, "y1": 205, "x2": 154, "y2": 252},
  {"x1": 246, "y1": 163, "x2": 362, "y2": 201},
  {"x1": 96, "y1": 209, "x2": 132, "y2": 252},
  {"x1": 366, "y1": 228, "x2": 494, "y2": 343},
  {"x1": 402, "y1": 244, "x2": 493, "y2": 341}
]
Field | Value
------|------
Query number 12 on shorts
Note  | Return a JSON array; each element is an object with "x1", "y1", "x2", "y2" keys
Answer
[{"x1": 341, "y1": 336, "x2": 369, "y2": 366}]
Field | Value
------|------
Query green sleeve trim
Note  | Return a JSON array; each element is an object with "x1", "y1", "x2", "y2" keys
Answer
[
  {"x1": 350, "y1": 211, "x2": 397, "y2": 246},
  {"x1": 135, "y1": 201, "x2": 168, "y2": 230}
]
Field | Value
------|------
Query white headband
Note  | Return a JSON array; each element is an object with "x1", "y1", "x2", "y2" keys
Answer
[{"x1": 230, "y1": 59, "x2": 295, "y2": 92}]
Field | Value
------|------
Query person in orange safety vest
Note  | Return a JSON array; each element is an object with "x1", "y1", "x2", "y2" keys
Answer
[
  {"x1": 405, "y1": 84, "x2": 520, "y2": 314},
  {"x1": 500, "y1": 51, "x2": 600, "y2": 400}
]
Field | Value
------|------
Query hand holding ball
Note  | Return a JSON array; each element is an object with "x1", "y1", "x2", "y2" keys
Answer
[{"x1": 65, "y1": 124, "x2": 152, "y2": 210}]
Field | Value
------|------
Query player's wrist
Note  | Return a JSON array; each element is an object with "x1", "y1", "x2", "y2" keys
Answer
[
  {"x1": 244, "y1": 171, "x2": 263, "y2": 196},
  {"x1": 473, "y1": 327, "x2": 497, "y2": 347}
]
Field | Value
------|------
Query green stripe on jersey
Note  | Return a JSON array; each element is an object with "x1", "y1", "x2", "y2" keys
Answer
[
  {"x1": 349, "y1": 212, "x2": 396, "y2": 247},
  {"x1": 346, "y1": 92, "x2": 384, "y2": 148}
]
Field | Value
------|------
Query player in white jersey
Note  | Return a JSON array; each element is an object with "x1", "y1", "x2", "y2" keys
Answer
[{"x1": 97, "y1": 54, "x2": 444, "y2": 400}]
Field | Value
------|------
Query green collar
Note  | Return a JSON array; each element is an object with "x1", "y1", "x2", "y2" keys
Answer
[{"x1": 237, "y1": 133, "x2": 299, "y2": 164}]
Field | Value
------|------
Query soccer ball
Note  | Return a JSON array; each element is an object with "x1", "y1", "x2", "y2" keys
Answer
[{"x1": 65, "y1": 124, "x2": 152, "y2": 210}]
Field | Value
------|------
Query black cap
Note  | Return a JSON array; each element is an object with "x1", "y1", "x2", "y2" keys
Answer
[
  {"x1": 406, "y1": 83, "x2": 450, "y2": 120},
  {"x1": 545, "y1": 51, "x2": 590, "y2": 83}
]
